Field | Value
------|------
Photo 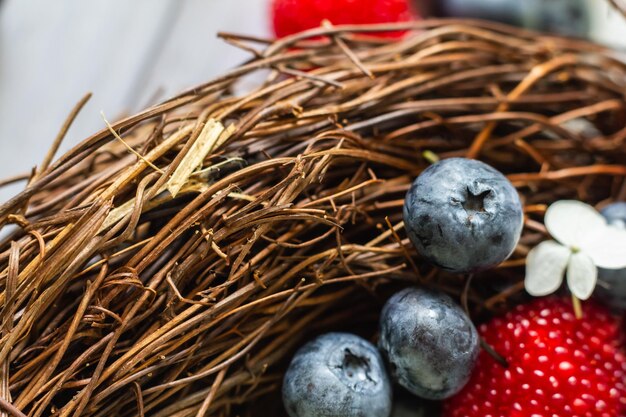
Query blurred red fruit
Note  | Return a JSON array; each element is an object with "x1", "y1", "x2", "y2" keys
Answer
[{"x1": 271, "y1": 0, "x2": 416, "y2": 38}]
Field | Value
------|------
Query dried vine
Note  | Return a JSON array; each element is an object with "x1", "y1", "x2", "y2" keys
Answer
[{"x1": 0, "y1": 19, "x2": 625, "y2": 417}]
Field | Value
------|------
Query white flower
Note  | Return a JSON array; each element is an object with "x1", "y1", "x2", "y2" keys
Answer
[{"x1": 525, "y1": 200, "x2": 626, "y2": 300}]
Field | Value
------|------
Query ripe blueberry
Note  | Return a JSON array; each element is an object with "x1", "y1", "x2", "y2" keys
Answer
[
  {"x1": 435, "y1": 0, "x2": 589, "y2": 37},
  {"x1": 378, "y1": 288, "x2": 479, "y2": 400},
  {"x1": 595, "y1": 202, "x2": 626, "y2": 310},
  {"x1": 282, "y1": 332, "x2": 392, "y2": 417},
  {"x1": 601, "y1": 201, "x2": 626, "y2": 227},
  {"x1": 403, "y1": 158, "x2": 523, "y2": 273}
]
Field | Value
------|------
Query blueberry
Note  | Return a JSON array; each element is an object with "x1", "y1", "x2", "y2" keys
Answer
[
  {"x1": 378, "y1": 288, "x2": 479, "y2": 400},
  {"x1": 282, "y1": 332, "x2": 392, "y2": 417},
  {"x1": 403, "y1": 158, "x2": 523, "y2": 273},
  {"x1": 435, "y1": 0, "x2": 589, "y2": 37},
  {"x1": 594, "y1": 202, "x2": 626, "y2": 310},
  {"x1": 437, "y1": 0, "x2": 524, "y2": 26},
  {"x1": 543, "y1": 118, "x2": 602, "y2": 141},
  {"x1": 532, "y1": 0, "x2": 590, "y2": 38},
  {"x1": 600, "y1": 202, "x2": 626, "y2": 228}
]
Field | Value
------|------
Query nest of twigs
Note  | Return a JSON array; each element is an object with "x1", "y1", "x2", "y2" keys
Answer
[{"x1": 1, "y1": 19, "x2": 626, "y2": 417}]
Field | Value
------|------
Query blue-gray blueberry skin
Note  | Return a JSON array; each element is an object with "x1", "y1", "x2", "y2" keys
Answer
[
  {"x1": 403, "y1": 157, "x2": 523, "y2": 273},
  {"x1": 378, "y1": 288, "x2": 479, "y2": 400},
  {"x1": 282, "y1": 332, "x2": 392, "y2": 417},
  {"x1": 600, "y1": 202, "x2": 626, "y2": 228},
  {"x1": 594, "y1": 202, "x2": 626, "y2": 310},
  {"x1": 437, "y1": 0, "x2": 589, "y2": 38}
]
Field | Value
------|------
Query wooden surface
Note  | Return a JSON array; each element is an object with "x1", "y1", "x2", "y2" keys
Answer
[{"x1": 0, "y1": 0, "x2": 268, "y2": 201}]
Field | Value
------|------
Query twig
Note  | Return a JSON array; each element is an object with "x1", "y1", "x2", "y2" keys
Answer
[
  {"x1": 101, "y1": 112, "x2": 164, "y2": 174},
  {"x1": 0, "y1": 398, "x2": 26, "y2": 417},
  {"x1": 195, "y1": 368, "x2": 227, "y2": 417},
  {"x1": 608, "y1": 0, "x2": 626, "y2": 19},
  {"x1": 0, "y1": 19, "x2": 622, "y2": 417},
  {"x1": 36, "y1": 93, "x2": 92, "y2": 179}
]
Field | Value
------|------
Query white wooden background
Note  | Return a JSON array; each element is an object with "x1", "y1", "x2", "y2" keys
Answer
[{"x1": 0, "y1": 0, "x2": 624, "y2": 202}]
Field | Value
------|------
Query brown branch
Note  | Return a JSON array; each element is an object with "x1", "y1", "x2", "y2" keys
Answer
[{"x1": 0, "y1": 19, "x2": 622, "y2": 417}]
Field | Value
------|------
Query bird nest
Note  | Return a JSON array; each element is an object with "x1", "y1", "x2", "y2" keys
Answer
[{"x1": 1, "y1": 19, "x2": 626, "y2": 417}]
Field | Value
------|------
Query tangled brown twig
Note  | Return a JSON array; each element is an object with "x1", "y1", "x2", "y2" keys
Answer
[
  {"x1": 0, "y1": 19, "x2": 626, "y2": 417},
  {"x1": 608, "y1": 0, "x2": 626, "y2": 18}
]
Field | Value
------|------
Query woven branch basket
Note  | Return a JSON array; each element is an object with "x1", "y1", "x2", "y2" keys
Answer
[{"x1": 1, "y1": 18, "x2": 626, "y2": 417}]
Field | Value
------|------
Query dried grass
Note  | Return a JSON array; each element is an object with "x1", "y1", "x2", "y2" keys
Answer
[{"x1": 1, "y1": 19, "x2": 626, "y2": 417}]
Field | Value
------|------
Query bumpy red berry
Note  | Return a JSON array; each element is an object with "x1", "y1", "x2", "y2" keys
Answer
[
  {"x1": 270, "y1": 0, "x2": 415, "y2": 38},
  {"x1": 443, "y1": 298, "x2": 626, "y2": 417}
]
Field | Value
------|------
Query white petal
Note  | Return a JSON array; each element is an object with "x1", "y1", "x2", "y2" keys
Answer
[
  {"x1": 582, "y1": 225, "x2": 626, "y2": 269},
  {"x1": 566, "y1": 251, "x2": 597, "y2": 300},
  {"x1": 545, "y1": 200, "x2": 606, "y2": 248},
  {"x1": 525, "y1": 240, "x2": 570, "y2": 296}
]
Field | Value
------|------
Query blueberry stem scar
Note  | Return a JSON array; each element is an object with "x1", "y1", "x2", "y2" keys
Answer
[
  {"x1": 339, "y1": 348, "x2": 375, "y2": 384},
  {"x1": 462, "y1": 187, "x2": 490, "y2": 214}
]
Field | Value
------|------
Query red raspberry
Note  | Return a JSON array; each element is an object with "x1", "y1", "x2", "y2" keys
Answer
[
  {"x1": 443, "y1": 298, "x2": 626, "y2": 417},
  {"x1": 270, "y1": 0, "x2": 415, "y2": 38}
]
